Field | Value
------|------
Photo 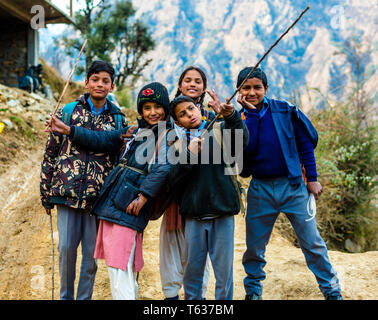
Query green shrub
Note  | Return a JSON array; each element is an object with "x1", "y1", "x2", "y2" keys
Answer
[
  {"x1": 312, "y1": 103, "x2": 377, "y2": 252},
  {"x1": 114, "y1": 86, "x2": 133, "y2": 109}
]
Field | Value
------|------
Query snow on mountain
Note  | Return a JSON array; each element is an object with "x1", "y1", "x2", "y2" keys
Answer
[{"x1": 40, "y1": 0, "x2": 377, "y2": 110}]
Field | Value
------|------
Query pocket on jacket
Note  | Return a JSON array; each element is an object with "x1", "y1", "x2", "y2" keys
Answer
[{"x1": 113, "y1": 182, "x2": 139, "y2": 211}]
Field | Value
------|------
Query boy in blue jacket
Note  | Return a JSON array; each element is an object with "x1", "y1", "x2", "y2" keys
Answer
[{"x1": 238, "y1": 67, "x2": 342, "y2": 300}]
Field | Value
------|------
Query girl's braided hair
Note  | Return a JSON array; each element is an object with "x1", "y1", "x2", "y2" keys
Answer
[{"x1": 175, "y1": 66, "x2": 207, "y2": 107}]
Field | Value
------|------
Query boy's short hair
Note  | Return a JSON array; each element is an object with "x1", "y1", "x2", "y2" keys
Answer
[
  {"x1": 237, "y1": 66, "x2": 268, "y2": 88},
  {"x1": 169, "y1": 95, "x2": 196, "y2": 121},
  {"x1": 87, "y1": 60, "x2": 115, "y2": 83}
]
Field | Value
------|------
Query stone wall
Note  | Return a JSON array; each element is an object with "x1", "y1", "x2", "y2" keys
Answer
[{"x1": 0, "y1": 16, "x2": 28, "y2": 88}]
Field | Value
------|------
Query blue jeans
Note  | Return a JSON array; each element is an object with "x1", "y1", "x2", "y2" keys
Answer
[
  {"x1": 184, "y1": 216, "x2": 234, "y2": 300},
  {"x1": 242, "y1": 177, "x2": 341, "y2": 298},
  {"x1": 57, "y1": 205, "x2": 98, "y2": 300}
]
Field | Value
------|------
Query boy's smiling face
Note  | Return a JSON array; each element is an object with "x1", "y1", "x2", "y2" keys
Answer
[
  {"x1": 85, "y1": 71, "x2": 114, "y2": 101},
  {"x1": 239, "y1": 77, "x2": 268, "y2": 109},
  {"x1": 174, "y1": 101, "x2": 203, "y2": 129}
]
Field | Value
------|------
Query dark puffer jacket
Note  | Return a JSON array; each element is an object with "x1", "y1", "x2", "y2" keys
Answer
[
  {"x1": 40, "y1": 94, "x2": 127, "y2": 211},
  {"x1": 166, "y1": 110, "x2": 249, "y2": 220},
  {"x1": 68, "y1": 120, "x2": 173, "y2": 232}
]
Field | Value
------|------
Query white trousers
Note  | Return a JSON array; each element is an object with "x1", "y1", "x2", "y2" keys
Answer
[
  {"x1": 159, "y1": 214, "x2": 211, "y2": 298},
  {"x1": 107, "y1": 234, "x2": 138, "y2": 300}
]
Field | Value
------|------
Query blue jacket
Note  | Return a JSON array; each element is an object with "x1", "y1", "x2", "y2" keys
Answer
[
  {"x1": 241, "y1": 98, "x2": 318, "y2": 185},
  {"x1": 69, "y1": 120, "x2": 173, "y2": 232}
]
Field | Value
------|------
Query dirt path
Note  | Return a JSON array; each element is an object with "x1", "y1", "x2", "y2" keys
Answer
[{"x1": 0, "y1": 128, "x2": 376, "y2": 300}]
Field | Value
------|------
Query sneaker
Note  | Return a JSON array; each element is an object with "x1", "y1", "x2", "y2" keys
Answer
[
  {"x1": 325, "y1": 294, "x2": 343, "y2": 300},
  {"x1": 245, "y1": 294, "x2": 262, "y2": 300},
  {"x1": 165, "y1": 295, "x2": 179, "y2": 300}
]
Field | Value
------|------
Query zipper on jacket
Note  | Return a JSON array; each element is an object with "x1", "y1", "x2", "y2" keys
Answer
[{"x1": 77, "y1": 114, "x2": 95, "y2": 209}]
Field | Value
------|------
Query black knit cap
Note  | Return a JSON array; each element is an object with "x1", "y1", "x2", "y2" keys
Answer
[
  {"x1": 137, "y1": 82, "x2": 170, "y2": 115},
  {"x1": 236, "y1": 66, "x2": 268, "y2": 88}
]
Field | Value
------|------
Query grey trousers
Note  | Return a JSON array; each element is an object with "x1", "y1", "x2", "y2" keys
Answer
[
  {"x1": 159, "y1": 213, "x2": 211, "y2": 298},
  {"x1": 184, "y1": 216, "x2": 234, "y2": 300},
  {"x1": 242, "y1": 177, "x2": 341, "y2": 298},
  {"x1": 57, "y1": 205, "x2": 98, "y2": 300}
]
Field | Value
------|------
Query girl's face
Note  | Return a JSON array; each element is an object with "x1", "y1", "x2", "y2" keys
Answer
[
  {"x1": 142, "y1": 102, "x2": 166, "y2": 125},
  {"x1": 179, "y1": 69, "x2": 205, "y2": 101},
  {"x1": 239, "y1": 77, "x2": 268, "y2": 109}
]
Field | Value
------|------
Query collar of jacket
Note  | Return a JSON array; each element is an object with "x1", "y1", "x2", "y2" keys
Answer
[
  {"x1": 241, "y1": 96, "x2": 269, "y2": 119},
  {"x1": 76, "y1": 93, "x2": 123, "y2": 115}
]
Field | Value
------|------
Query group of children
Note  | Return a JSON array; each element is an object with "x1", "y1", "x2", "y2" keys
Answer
[{"x1": 41, "y1": 60, "x2": 343, "y2": 300}]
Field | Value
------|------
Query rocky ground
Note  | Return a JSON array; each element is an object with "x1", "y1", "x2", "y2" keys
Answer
[{"x1": 0, "y1": 84, "x2": 377, "y2": 300}]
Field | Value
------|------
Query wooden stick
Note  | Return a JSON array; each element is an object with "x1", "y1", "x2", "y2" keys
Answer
[
  {"x1": 52, "y1": 39, "x2": 87, "y2": 115},
  {"x1": 201, "y1": 6, "x2": 310, "y2": 136}
]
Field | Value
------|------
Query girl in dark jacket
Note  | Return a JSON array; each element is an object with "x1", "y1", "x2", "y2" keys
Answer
[
  {"x1": 48, "y1": 82, "x2": 172, "y2": 300},
  {"x1": 160, "y1": 66, "x2": 223, "y2": 300}
]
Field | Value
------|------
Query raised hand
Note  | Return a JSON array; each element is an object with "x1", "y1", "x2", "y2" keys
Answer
[
  {"x1": 237, "y1": 94, "x2": 257, "y2": 110},
  {"x1": 188, "y1": 137, "x2": 204, "y2": 155},
  {"x1": 206, "y1": 89, "x2": 221, "y2": 114},
  {"x1": 45, "y1": 114, "x2": 71, "y2": 135},
  {"x1": 219, "y1": 98, "x2": 235, "y2": 117}
]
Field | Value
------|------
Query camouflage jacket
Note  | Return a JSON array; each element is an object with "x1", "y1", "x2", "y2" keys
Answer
[{"x1": 40, "y1": 93, "x2": 127, "y2": 211}]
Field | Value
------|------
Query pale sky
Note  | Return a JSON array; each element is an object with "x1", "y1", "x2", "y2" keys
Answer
[
  {"x1": 49, "y1": 0, "x2": 85, "y2": 16},
  {"x1": 40, "y1": 0, "x2": 84, "y2": 52}
]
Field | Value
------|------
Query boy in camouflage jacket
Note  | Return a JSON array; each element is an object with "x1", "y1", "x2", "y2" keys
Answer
[{"x1": 40, "y1": 61, "x2": 126, "y2": 300}]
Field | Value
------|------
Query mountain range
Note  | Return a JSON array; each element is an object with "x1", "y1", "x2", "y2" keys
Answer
[{"x1": 41, "y1": 0, "x2": 377, "y2": 110}]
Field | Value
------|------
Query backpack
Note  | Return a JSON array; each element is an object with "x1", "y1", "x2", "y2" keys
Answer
[{"x1": 61, "y1": 101, "x2": 124, "y2": 130}]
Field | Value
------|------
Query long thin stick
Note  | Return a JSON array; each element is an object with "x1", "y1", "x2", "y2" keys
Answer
[
  {"x1": 202, "y1": 6, "x2": 310, "y2": 136},
  {"x1": 52, "y1": 39, "x2": 87, "y2": 115},
  {"x1": 50, "y1": 214, "x2": 55, "y2": 300},
  {"x1": 48, "y1": 41, "x2": 87, "y2": 300}
]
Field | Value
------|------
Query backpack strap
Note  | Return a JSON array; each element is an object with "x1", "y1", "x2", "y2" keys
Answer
[
  {"x1": 61, "y1": 101, "x2": 79, "y2": 125},
  {"x1": 113, "y1": 113, "x2": 124, "y2": 130},
  {"x1": 63, "y1": 100, "x2": 125, "y2": 130}
]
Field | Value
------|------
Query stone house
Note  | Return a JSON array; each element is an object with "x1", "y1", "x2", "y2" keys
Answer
[{"x1": 0, "y1": 0, "x2": 74, "y2": 87}]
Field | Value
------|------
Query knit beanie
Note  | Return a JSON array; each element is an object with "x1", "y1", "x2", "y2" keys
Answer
[
  {"x1": 137, "y1": 82, "x2": 170, "y2": 115},
  {"x1": 236, "y1": 67, "x2": 268, "y2": 88}
]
